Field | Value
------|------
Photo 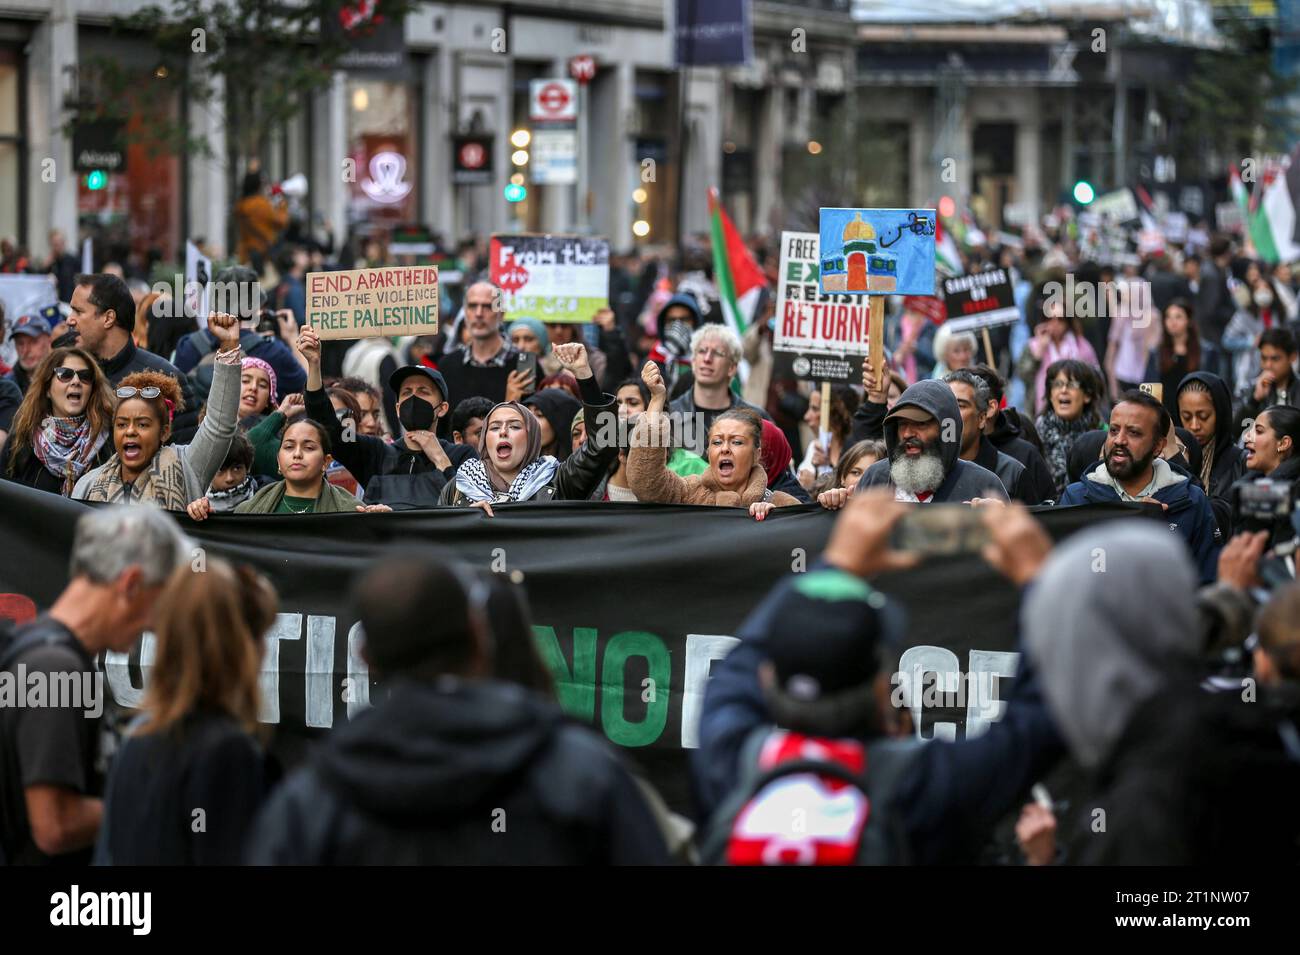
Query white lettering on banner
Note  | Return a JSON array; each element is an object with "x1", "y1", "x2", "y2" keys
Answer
[
  {"x1": 305, "y1": 615, "x2": 335, "y2": 728},
  {"x1": 104, "y1": 632, "x2": 156, "y2": 708},
  {"x1": 259, "y1": 613, "x2": 302, "y2": 724},
  {"x1": 101, "y1": 618, "x2": 1015, "y2": 747},
  {"x1": 346, "y1": 621, "x2": 372, "y2": 719},
  {"x1": 895, "y1": 646, "x2": 1022, "y2": 741},
  {"x1": 680, "y1": 634, "x2": 741, "y2": 748}
]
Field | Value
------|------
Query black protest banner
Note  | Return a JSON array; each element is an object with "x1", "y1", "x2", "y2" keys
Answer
[
  {"x1": 941, "y1": 269, "x2": 1019, "y2": 334},
  {"x1": 0, "y1": 481, "x2": 1151, "y2": 813}
]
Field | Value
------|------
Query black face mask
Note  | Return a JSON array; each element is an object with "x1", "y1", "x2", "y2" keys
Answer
[{"x1": 399, "y1": 395, "x2": 437, "y2": 432}]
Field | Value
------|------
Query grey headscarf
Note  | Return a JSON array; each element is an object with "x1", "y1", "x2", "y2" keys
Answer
[{"x1": 1023, "y1": 521, "x2": 1200, "y2": 770}]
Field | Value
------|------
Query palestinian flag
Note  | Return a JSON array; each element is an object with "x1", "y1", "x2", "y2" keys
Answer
[
  {"x1": 708, "y1": 187, "x2": 767, "y2": 339},
  {"x1": 1230, "y1": 160, "x2": 1300, "y2": 264},
  {"x1": 935, "y1": 216, "x2": 962, "y2": 277}
]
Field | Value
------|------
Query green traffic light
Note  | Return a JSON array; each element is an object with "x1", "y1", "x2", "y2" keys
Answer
[
  {"x1": 1072, "y1": 180, "x2": 1095, "y2": 205},
  {"x1": 504, "y1": 183, "x2": 527, "y2": 203},
  {"x1": 86, "y1": 170, "x2": 107, "y2": 191}
]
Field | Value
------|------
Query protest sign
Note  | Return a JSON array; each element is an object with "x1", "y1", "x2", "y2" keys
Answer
[
  {"x1": 1091, "y1": 188, "x2": 1140, "y2": 223},
  {"x1": 0, "y1": 275, "x2": 57, "y2": 331},
  {"x1": 0, "y1": 482, "x2": 1156, "y2": 813},
  {"x1": 941, "y1": 269, "x2": 1020, "y2": 334},
  {"x1": 184, "y1": 240, "x2": 211, "y2": 329},
  {"x1": 306, "y1": 266, "x2": 440, "y2": 340},
  {"x1": 818, "y1": 208, "x2": 936, "y2": 296},
  {"x1": 773, "y1": 231, "x2": 870, "y2": 384},
  {"x1": 489, "y1": 234, "x2": 609, "y2": 324}
]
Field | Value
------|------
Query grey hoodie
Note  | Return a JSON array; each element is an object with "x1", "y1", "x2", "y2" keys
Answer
[
  {"x1": 855, "y1": 378, "x2": 1007, "y2": 501},
  {"x1": 1022, "y1": 521, "x2": 1200, "y2": 769}
]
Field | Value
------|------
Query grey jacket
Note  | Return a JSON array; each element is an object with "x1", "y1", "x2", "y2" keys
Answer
[
  {"x1": 855, "y1": 379, "x2": 1008, "y2": 502},
  {"x1": 73, "y1": 357, "x2": 240, "y2": 505}
]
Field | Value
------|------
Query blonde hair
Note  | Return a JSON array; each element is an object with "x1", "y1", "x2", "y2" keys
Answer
[{"x1": 137, "y1": 559, "x2": 278, "y2": 737}]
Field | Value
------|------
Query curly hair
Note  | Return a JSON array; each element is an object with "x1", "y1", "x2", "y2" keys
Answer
[{"x1": 116, "y1": 369, "x2": 185, "y2": 429}]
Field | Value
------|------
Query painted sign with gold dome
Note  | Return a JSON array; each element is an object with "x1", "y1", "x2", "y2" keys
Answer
[{"x1": 818, "y1": 208, "x2": 936, "y2": 295}]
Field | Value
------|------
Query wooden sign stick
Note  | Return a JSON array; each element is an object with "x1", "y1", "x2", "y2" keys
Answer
[
  {"x1": 981, "y1": 326, "x2": 996, "y2": 367},
  {"x1": 869, "y1": 296, "x2": 886, "y2": 386}
]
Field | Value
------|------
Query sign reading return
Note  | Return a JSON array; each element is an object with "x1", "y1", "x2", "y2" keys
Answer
[
  {"x1": 941, "y1": 269, "x2": 1020, "y2": 334},
  {"x1": 306, "y1": 266, "x2": 439, "y2": 340},
  {"x1": 818, "y1": 208, "x2": 936, "y2": 297},
  {"x1": 489, "y1": 234, "x2": 609, "y2": 324},
  {"x1": 774, "y1": 231, "x2": 868, "y2": 383}
]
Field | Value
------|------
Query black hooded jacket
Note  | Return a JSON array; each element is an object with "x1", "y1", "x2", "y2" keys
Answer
[
  {"x1": 1178, "y1": 371, "x2": 1248, "y2": 502},
  {"x1": 523, "y1": 388, "x2": 582, "y2": 461},
  {"x1": 972, "y1": 434, "x2": 1038, "y2": 504},
  {"x1": 855, "y1": 379, "x2": 1008, "y2": 501},
  {"x1": 246, "y1": 679, "x2": 671, "y2": 865},
  {"x1": 988, "y1": 409, "x2": 1057, "y2": 502}
]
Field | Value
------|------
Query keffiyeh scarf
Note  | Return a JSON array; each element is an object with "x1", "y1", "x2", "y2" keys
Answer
[
  {"x1": 455, "y1": 455, "x2": 560, "y2": 504},
  {"x1": 33, "y1": 416, "x2": 108, "y2": 495},
  {"x1": 207, "y1": 476, "x2": 257, "y2": 511}
]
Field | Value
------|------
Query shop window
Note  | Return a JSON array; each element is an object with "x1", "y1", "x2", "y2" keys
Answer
[{"x1": 345, "y1": 78, "x2": 418, "y2": 234}]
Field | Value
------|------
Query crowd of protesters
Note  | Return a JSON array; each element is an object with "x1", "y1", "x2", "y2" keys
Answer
[{"x1": 3, "y1": 199, "x2": 1300, "y2": 867}]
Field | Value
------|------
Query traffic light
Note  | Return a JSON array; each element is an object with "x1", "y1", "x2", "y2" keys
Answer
[
  {"x1": 504, "y1": 183, "x2": 527, "y2": 203},
  {"x1": 85, "y1": 170, "x2": 107, "y2": 191},
  {"x1": 1072, "y1": 180, "x2": 1095, "y2": 205}
]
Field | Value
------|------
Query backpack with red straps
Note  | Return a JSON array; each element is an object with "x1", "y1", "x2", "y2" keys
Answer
[{"x1": 702, "y1": 727, "x2": 923, "y2": 866}]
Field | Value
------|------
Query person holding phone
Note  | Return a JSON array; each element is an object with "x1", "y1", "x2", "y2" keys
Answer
[
  {"x1": 506, "y1": 318, "x2": 547, "y2": 401},
  {"x1": 299, "y1": 326, "x2": 475, "y2": 509}
]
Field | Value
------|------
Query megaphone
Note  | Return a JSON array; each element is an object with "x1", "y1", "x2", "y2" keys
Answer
[{"x1": 280, "y1": 173, "x2": 308, "y2": 199}]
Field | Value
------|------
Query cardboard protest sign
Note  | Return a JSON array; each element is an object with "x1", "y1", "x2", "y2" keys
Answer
[
  {"x1": 941, "y1": 269, "x2": 1020, "y2": 334},
  {"x1": 489, "y1": 234, "x2": 609, "y2": 324},
  {"x1": 773, "y1": 231, "x2": 870, "y2": 383},
  {"x1": 306, "y1": 266, "x2": 439, "y2": 340},
  {"x1": 818, "y1": 208, "x2": 936, "y2": 296}
]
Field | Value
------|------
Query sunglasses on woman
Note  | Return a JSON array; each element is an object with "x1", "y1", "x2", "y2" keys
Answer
[
  {"x1": 53, "y1": 367, "x2": 95, "y2": 384},
  {"x1": 116, "y1": 386, "x2": 162, "y2": 400}
]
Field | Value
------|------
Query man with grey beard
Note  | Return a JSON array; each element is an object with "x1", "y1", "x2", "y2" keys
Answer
[{"x1": 853, "y1": 379, "x2": 1007, "y2": 503}]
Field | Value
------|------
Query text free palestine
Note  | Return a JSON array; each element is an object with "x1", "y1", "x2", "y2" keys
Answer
[{"x1": 314, "y1": 304, "x2": 436, "y2": 331}]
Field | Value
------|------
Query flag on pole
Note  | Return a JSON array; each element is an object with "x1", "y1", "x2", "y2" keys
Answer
[
  {"x1": 1230, "y1": 163, "x2": 1300, "y2": 264},
  {"x1": 708, "y1": 187, "x2": 767, "y2": 339},
  {"x1": 935, "y1": 217, "x2": 961, "y2": 276}
]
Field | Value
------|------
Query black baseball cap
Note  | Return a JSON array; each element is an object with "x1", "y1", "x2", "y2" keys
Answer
[{"x1": 389, "y1": 365, "x2": 449, "y2": 405}]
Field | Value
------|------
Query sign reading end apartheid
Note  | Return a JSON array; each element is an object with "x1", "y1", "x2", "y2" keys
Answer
[
  {"x1": 941, "y1": 269, "x2": 1020, "y2": 334},
  {"x1": 774, "y1": 231, "x2": 871, "y2": 383},
  {"x1": 307, "y1": 266, "x2": 439, "y2": 340},
  {"x1": 489, "y1": 234, "x2": 609, "y2": 323},
  {"x1": 818, "y1": 208, "x2": 937, "y2": 296}
]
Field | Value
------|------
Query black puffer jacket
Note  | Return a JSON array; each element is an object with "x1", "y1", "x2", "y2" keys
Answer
[
  {"x1": 988, "y1": 408, "x2": 1057, "y2": 502},
  {"x1": 245, "y1": 678, "x2": 671, "y2": 865}
]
